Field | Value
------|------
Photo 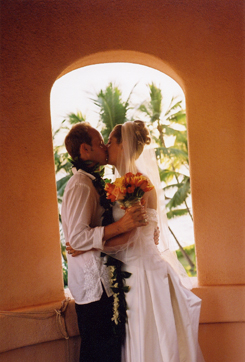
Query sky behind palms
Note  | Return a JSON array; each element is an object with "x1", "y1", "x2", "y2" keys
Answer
[{"x1": 50, "y1": 62, "x2": 185, "y2": 133}]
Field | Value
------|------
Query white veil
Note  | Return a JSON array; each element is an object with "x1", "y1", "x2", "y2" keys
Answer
[{"x1": 112, "y1": 121, "x2": 192, "y2": 289}]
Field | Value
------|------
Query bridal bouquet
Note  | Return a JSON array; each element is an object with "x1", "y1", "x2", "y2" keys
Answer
[{"x1": 105, "y1": 172, "x2": 154, "y2": 209}]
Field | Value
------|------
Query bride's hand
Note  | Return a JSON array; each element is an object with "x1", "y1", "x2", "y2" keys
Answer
[
  {"x1": 122, "y1": 204, "x2": 148, "y2": 230},
  {"x1": 103, "y1": 203, "x2": 148, "y2": 242}
]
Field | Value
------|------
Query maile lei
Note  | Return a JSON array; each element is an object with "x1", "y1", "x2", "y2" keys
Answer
[{"x1": 70, "y1": 157, "x2": 131, "y2": 343}]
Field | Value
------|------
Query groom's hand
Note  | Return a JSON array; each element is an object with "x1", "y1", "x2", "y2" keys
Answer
[
  {"x1": 66, "y1": 242, "x2": 87, "y2": 257},
  {"x1": 154, "y1": 227, "x2": 160, "y2": 245}
]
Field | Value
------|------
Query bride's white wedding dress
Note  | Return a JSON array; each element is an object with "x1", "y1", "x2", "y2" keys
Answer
[{"x1": 113, "y1": 203, "x2": 205, "y2": 362}]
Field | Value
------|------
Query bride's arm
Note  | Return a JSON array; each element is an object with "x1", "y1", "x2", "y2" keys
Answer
[
  {"x1": 104, "y1": 188, "x2": 158, "y2": 252},
  {"x1": 144, "y1": 188, "x2": 160, "y2": 245},
  {"x1": 143, "y1": 187, "x2": 157, "y2": 210}
]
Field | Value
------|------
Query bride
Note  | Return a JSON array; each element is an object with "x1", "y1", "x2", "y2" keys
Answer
[{"x1": 106, "y1": 120, "x2": 205, "y2": 362}]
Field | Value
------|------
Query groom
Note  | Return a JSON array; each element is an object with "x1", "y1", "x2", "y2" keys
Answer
[{"x1": 61, "y1": 122, "x2": 147, "y2": 362}]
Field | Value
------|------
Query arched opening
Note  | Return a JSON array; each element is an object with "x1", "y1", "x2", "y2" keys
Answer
[{"x1": 51, "y1": 53, "x2": 197, "y2": 286}]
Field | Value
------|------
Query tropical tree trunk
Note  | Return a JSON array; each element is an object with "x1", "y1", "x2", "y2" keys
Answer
[
  {"x1": 157, "y1": 123, "x2": 166, "y2": 147},
  {"x1": 168, "y1": 226, "x2": 195, "y2": 269}
]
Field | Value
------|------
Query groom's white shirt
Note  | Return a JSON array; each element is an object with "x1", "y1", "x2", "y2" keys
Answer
[{"x1": 61, "y1": 168, "x2": 112, "y2": 304}]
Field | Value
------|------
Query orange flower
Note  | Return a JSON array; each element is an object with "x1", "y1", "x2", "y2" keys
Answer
[
  {"x1": 113, "y1": 177, "x2": 126, "y2": 194},
  {"x1": 126, "y1": 173, "x2": 154, "y2": 192},
  {"x1": 104, "y1": 173, "x2": 154, "y2": 207},
  {"x1": 126, "y1": 185, "x2": 136, "y2": 194},
  {"x1": 105, "y1": 183, "x2": 121, "y2": 202},
  {"x1": 125, "y1": 172, "x2": 134, "y2": 178},
  {"x1": 138, "y1": 176, "x2": 153, "y2": 191}
]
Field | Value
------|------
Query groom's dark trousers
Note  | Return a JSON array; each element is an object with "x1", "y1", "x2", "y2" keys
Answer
[{"x1": 75, "y1": 287, "x2": 121, "y2": 362}]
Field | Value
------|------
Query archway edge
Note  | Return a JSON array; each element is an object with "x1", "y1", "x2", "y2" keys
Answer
[{"x1": 57, "y1": 50, "x2": 185, "y2": 92}]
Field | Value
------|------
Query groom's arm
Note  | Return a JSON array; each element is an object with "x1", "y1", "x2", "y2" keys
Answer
[
  {"x1": 67, "y1": 225, "x2": 159, "y2": 256},
  {"x1": 66, "y1": 230, "x2": 133, "y2": 256},
  {"x1": 62, "y1": 179, "x2": 147, "y2": 253},
  {"x1": 62, "y1": 182, "x2": 105, "y2": 251},
  {"x1": 66, "y1": 205, "x2": 147, "y2": 256}
]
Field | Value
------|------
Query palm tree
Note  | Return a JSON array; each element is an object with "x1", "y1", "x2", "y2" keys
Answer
[
  {"x1": 138, "y1": 83, "x2": 191, "y2": 216},
  {"x1": 138, "y1": 83, "x2": 195, "y2": 272},
  {"x1": 92, "y1": 82, "x2": 136, "y2": 143}
]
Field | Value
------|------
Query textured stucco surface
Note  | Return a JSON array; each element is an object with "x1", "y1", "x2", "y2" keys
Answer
[{"x1": 0, "y1": 0, "x2": 244, "y2": 361}]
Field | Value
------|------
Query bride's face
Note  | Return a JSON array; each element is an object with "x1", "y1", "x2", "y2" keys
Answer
[{"x1": 107, "y1": 132, "x2": 122, "y2": 166}]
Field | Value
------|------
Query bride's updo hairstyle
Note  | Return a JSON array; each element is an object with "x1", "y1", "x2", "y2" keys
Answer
[
  {"x1": 113, "y1": 120, "x2": 151, "y2": 175},
  {"x1": 113, "y1": 120, "x2": 151, "y2": 160}
]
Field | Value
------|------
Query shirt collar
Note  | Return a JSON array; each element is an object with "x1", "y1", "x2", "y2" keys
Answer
[{"x1": 72, "y1": 167, "x2": 96, "y2": 180}]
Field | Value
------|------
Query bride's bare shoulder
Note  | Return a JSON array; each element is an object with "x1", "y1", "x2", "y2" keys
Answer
[{"x1": 143, "y1": 177, "x2": 157, "y2": 210}]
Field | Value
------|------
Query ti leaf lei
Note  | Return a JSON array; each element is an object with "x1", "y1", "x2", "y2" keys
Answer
[{"x1": 70, "y1": 157, "x2": 131, "y2": 343}]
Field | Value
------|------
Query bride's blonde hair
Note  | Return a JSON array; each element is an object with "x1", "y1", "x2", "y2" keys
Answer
[{"x1": 112, "y1": 120, "x2": 151, "y2": 159}]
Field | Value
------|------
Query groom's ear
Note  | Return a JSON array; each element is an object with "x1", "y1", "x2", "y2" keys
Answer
[{"x1": 79, "y1": 143, "x2": 90, "y2": 160}]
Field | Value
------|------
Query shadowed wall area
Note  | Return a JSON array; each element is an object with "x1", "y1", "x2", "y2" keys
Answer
[{"x1": 0, "y1": 0, "x2": 244, "y2": 361}]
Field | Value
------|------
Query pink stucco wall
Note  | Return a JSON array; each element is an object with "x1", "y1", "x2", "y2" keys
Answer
[{"x1": 0, "y1": 0, "x2": 244, "y2": 361}]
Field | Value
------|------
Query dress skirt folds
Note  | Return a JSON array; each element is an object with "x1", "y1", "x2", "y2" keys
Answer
[{"x1": 112, "y1": 205, "x2": 205, "y2": 362}]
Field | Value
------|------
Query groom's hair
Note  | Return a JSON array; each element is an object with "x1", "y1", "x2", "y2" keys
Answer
[{"x1": 65, "y1": 122, "x2": 93, "y2": 160}]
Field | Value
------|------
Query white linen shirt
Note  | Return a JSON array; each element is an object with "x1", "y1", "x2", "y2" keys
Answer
[{"x1": 61, "y1": 168, "x2": 112, "y2": 304}]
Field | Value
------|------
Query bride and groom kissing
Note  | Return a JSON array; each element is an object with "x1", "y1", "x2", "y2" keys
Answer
[{"x1": 61, "y1": 121, "x2": 205, "y2": 362}]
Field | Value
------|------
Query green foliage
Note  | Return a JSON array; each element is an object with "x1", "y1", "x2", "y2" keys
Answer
[
  {"x1": 138, "y1": 82, "x2": 191, "y2": 217},
  {"x1": 138, "y1": 83, "x2": 162, "y2": 123},
  {"x1": 166, "y1": 208, "x2": 189, "y2": 219},
  {"x1": 66, "y1": 111, "x2": 86, "y2": 124},
  {"x1": 176, "y1": 245, "x2": 196, "y2": 276},
  {"x1": 137, "y1": 83, "x2": 195, "y2": 271},
  {"x1": 92, "y1": 82, "x2": 135, "y2": 143},
  {"x1": 60, "y1": 228, "x2": 68, "y2": 287},
  {"x1": 165, "y1": 176, "x2": 191, "y2": 209},
  {"x1": 56, "y1": 175, "x2": 72, "y2": 203}
]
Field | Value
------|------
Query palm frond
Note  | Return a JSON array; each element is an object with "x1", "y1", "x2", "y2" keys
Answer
[
  {"x1": 148, "y1": 83, "x2": 162, "y2": 121},
  {"x1": 164, "y1": 126, "x2": 185, "y2": 137},
  {"x1": 92, "y1": 82, "x2": 132, "y2": 142},
  {"x1": 167, "y1": 209, "x2": 189, "y2": 219},
  {"x1": 166, "y1": 178, "x2": 191, "y2": 209},
  {"x1": 67, "y1": 111, "x2": 86, "y2": 124},
  {"x1": 164, "y1": 97, "x2": 182, "y2": 117},
  {"x1": 159, "y1": 169, "x2": 185, "y2": 183},
  {"x1": 125, "y1": 82, "x2": 138, "y2": 108},
  {"x1": 156, "y1": 147, "x2": 189, "y2": 162},
  {"x1": 56, "y1": 175, "x2": 71, "y2": 197},
  {"x1": 138, "y1": 103, "x2": 151, "y2": 118},
  {"x1": 163, "y1": 183, "x2": 181, "y2": 191},
  {"x1": 167, "y1": 110, "x2": 186, "y2": 125}
]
